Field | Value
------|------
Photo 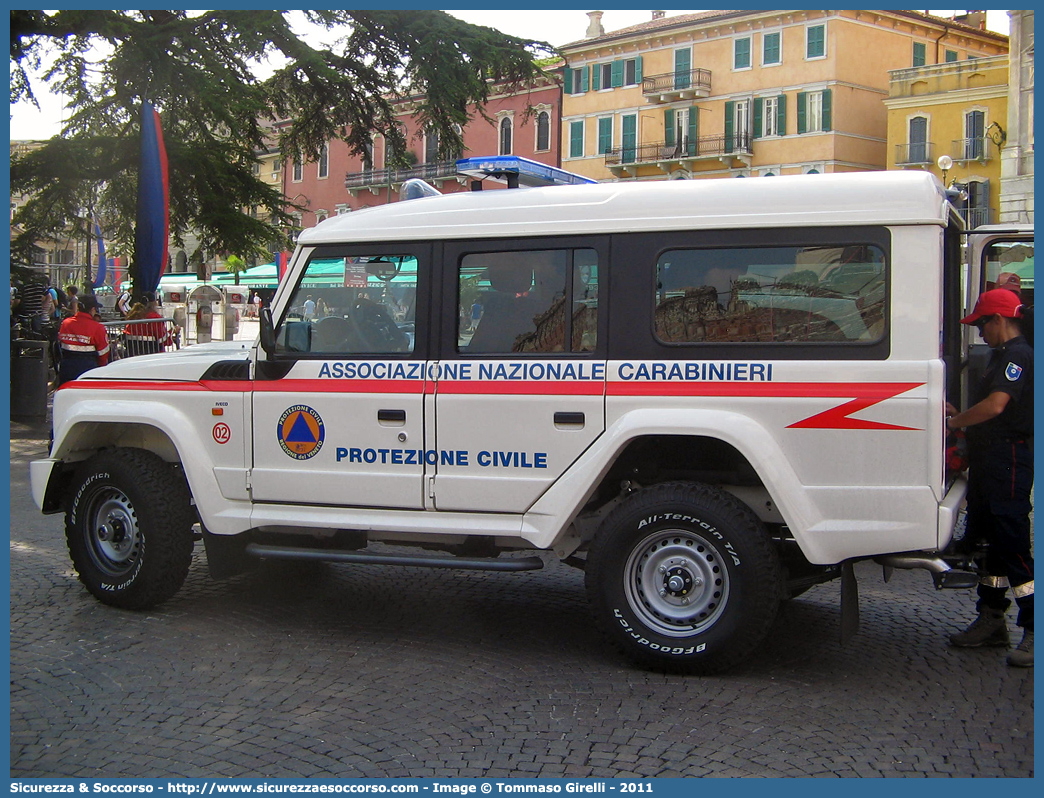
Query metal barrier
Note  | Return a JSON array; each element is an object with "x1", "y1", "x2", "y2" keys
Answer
[{"x1": 102, "y1": 318, "x2": 182, "y2": 361}]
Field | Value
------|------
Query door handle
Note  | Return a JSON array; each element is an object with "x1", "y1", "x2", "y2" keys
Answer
[
  {"x1": 378, "y1": 409, "x2": 407, "y2": 424},
  {"x1": 554, "y1": 411, "x2": 586, "y2": 428}
]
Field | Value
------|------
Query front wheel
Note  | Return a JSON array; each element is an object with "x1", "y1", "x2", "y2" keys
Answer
[
  {"x1": 585, "y1": 482, "x2": 782, "y2": 674},
  {"x1": 65, "y1": 449, "x2": 195, "y2": 609}
]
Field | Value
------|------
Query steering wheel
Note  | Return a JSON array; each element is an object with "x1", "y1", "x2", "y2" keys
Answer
[
  {"x1": 348, "y1": 298, "x2": 409, "y2": 353},
  {"x1": 312, "y1": 315, "x2": 352, "y2": 352}
]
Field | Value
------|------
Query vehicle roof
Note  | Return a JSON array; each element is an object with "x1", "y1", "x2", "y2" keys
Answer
[{"x1": 299, "y1": 171, "x2": 952, "y2": 246}]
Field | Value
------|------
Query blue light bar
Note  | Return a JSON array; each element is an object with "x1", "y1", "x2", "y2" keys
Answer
[{"x1": 455, "y1": 155, "x2": 597, "y2": 188}]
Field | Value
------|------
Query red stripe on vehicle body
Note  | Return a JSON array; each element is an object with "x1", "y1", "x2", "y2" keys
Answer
[{"x1": 59, "y1": 378, "x2": 924, "y2": 430}]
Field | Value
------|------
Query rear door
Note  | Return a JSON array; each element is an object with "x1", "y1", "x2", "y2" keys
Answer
[
  {"x1": 963, "y1": 228, "x2": 1034, "y2": 405},
  {"x1": 431, "y1": 239, "x2": 608, "y2": 513}
]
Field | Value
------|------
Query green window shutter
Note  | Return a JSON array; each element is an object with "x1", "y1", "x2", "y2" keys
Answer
[
  {"x1": 564, "y1": 67, "x2": 572, "y2": 93},
  {"x1": 776, "y1": 93, "x2": 787, "y2": 135},
  {"x1": 945, "y1": 49, "x2": 958, "y2": 62},
  {"x1": 807, "y1": 25, "x2": 825, "y2": 58},
  {"x1": 735, "y1": 38, "x2": 751, "y2": 70},
  {"x1": 913, "y1": 42, "x2": 926, "y2": 67},
  {"x1": 597, "y1": 117, "x2": 613, "y2": 155},
  {"x1": 753, "y1": 98, "x2": 764, "y2": 139},
  {"x1": 611, "y1": 60, "x2": 624, "y2": 88},
  {"x1": 687, "y1": 106, "x2": 698, "y2": 152},
  {"x1": 570, "y1": 121, "x2": 584, "y2": 158},
  {"x1": 724, "y1": 101, "x2": 735, "y2": 153},
  {"x1": 591, "y1": 64, "x2": 601, "y2": 91},
  {"x1": 580, "y1": 65, "x2": 589, "y2": 93},
  {"x1": 664, "y1": 109, "x2": 676, "y2": 147},
  {"x1": 796, "y1": 92, "x2": 807, "y2": 134},
  {"x1": 674, "y1": 48, "x2": 691, "y2": 89},
  {"x1": 821, "y1": 89, "x2": 831, "y2": 132},
  {"x1": 622, "y1": 115, "x2": 637, "y2": 163},
  {"x1": 634, "y1": 56, "x2": 643, "y2": 83}
]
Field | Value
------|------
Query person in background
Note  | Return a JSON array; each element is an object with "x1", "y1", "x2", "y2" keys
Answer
[
  {"x1": 64, "y1": 285, "x2": 79, "y2": 316},
  {"x1": 124, "y1": 293, "x2": 174, "y2": 355},
  {"x1": 117, "y1": 288, "x2": 132, "y2": 318},
  {"x1": 57, "y1": 296, "x2": 110, "y2": 385},
  {"x1": 946, "y1": 288, "x2": 1034, "y2": 668}
]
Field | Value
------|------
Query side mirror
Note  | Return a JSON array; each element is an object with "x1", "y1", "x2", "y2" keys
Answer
[{"x1": 259, "y1": 306, "x2": 276, "y2": 356}]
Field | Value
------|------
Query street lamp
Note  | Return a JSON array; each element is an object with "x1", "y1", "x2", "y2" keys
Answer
[{"x1": 937, "y1": 154, "x2": 953, "y2": 185}]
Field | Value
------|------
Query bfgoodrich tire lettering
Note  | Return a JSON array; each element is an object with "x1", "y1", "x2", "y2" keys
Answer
[
  {"x1": 586, "y1": 481, "x2": 782, "y2": 674},
  {"x1": 65, "y1": 449, "x2": 195, "y2": 609}
]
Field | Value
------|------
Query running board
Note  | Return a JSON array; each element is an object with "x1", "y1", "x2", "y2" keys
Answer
[{"x1": 245, "y1": 543, "x2": 545, "y2": 572}]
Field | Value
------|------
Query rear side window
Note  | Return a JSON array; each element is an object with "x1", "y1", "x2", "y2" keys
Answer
[
  {"x1": 654, "y1": 244, "x2": 886, "y2": 344},
  {"x1": 458, "y1": 248, "x2": 599, "y2": 354}
]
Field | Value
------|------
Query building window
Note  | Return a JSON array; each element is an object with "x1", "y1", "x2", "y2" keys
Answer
[
  {"x1": 599, "y1": 62, "x2": 613, "y2": 89},
  {"x1": 734, "y1": 37, "x2": 752, "y2": 70},
  {"x1": 499, "y1": 116, "x2": 513, "y2": 155},
  {"x1": 806, "y1": 24, "x2": 826, "y2": 59},
  {"x1": 797, "y1": 89, "x2": 831, "y2": 133},
  {"x1": 292, "y1": 158, "x2": 303, "y2": 182},
  {"x1": 763, "y1": 31, "x2": 781, "y2": 66},
  {"x1": 597, "y1": 117, "x2": 613, "y2": 155},
  {"x1": 314, "y1": 210, "x2": 328, "y2": 225},
  {"x1": 945, "y1": 49, "x2": 959, "y2": 62},
  {"x1": 674, "y1": 48, "x2": 692, "y2": 90},
  {"x1": 536, "y1": 111, "x2": 551, "y2": 152},
  {"x1": 624, "y1": 57, "x2": 641, "y2": 86},
  {"x1": 621, "y1": 114, "x2": 637, "y2": 164},
  {"x1": 964, "y1": 110, "x2": 986, "y2": 160},
  {"x1": 424, "y1": 131, "x2": 438, "y2": 163},
  {"x1": 762, "y1": 96, "x2": 781, "y2": 137},
  {"x1": 318, "y1": 144, "x2": 329, "y2": 179},
  {"x1": 569, "y1": 120, "x2": 584, "y2": 159},
  {"x1": 566, "y1": 66, "x2": 589, "y2": 94},
  {"x1": 908, "y1": 116, "x2": 928, "y2": 163},
  {"x1": 912, "y1": 41, "x2": 927, "y2": 67}
]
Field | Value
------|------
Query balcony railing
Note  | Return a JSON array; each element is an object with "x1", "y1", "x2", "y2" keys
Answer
[
  {"x1": 959, "y1": 206, "x2": 993, "y2": 228},
  {"x1": 604, "y1": 133, "x2": 753, "y2": 167},
  {"x1": 345, "y1": 159, "x2": 461, "y2": 190},
  {"x1": 641, "y1": 68, "x2": 712, "y2": 102},
  {"x1": 952, "y1": 137, "x2": 992, "y2": 163},
  {"x1": 895, "y1": 141, "x2": 934, "y2": 166}
]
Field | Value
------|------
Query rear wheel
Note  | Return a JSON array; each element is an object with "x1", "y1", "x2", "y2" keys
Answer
[
  {"x1": 586, "y1": 481, "x2": 782, "y2": 674},
  {"x1": 65, "y1": 449, "x2": 195, "y2": 609}
]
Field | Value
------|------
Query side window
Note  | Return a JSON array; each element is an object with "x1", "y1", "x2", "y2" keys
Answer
[
  {"x1": 983, "y1": 239, "x2": 1034, "y2": 307},
  {"x1": 458, "y1": 248, "x2": 598, "y2": 354},
  {"x1": 275, "y1": 253, "x2": 417, "y2": 355},
  {"x1": 654, "y1": 244, "x2": 886, "y2": 344}
]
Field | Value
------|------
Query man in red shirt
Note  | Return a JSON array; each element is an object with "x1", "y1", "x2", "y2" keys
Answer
[{"x1": 57, "y1": 296, "x2": 110, "y2": 386}]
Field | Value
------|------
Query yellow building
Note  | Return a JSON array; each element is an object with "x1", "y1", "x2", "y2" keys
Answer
[
  {"x1": 885, "y1": 54, "x2": 1008, "y2": 228},
  {"x1": 559, "y1": 10, "x2": 1007, "y2": 182}
]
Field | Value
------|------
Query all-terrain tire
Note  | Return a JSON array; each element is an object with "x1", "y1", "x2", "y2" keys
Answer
[
  {"x1": 65, "y1": 448, "x2": 195, "y2": 609},
  {"x1": 585, "y1": 481, "x2": 782, "y2": 674}
]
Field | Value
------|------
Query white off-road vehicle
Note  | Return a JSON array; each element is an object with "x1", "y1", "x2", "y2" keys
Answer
[{"x1": 32, "y1": 171, "x2": 979, "y2": 673}]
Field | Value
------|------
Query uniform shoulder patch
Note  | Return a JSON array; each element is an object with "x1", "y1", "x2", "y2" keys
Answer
[{"x1": 1005, "y1": 362, "x2": 1024, "y2": 382}]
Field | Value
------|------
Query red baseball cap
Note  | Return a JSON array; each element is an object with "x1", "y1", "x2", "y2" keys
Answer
[{"x1": 960, "y1": 288, "x2": 1023, "y2": 325}]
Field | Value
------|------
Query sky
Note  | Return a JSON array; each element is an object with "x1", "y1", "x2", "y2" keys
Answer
[{"x1": 8, "y1": 9, "x2": 1012, "y2": 141}]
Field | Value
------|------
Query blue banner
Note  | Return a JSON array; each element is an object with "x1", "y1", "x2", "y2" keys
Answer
[
  {"x1": 135, "y1": 99, "x2": 169, "y2": 293},
  {"x1": 92, "y1": 219, "x2": 107, "y2": 288}
]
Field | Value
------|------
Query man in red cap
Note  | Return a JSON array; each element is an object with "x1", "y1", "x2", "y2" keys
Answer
[
  {"x1": 57, "y1": 295, "x2": 110, "y2": 386},
  {"x1": 946, "y1": 288, "x2": 1033, "y2": 667}
]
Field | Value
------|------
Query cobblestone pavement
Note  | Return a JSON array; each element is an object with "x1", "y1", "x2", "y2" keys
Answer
[{"x1": 10, "y1": 419, "x2": 1034, "y2": 779}]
